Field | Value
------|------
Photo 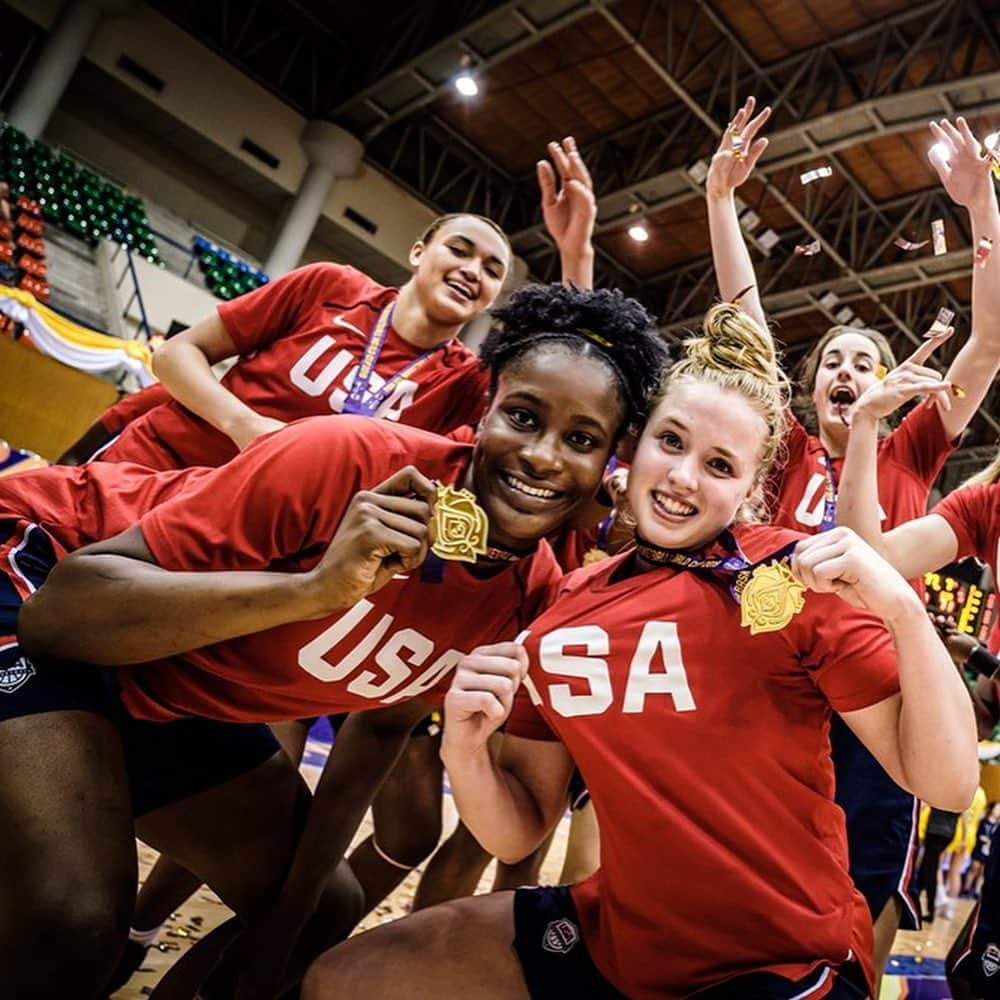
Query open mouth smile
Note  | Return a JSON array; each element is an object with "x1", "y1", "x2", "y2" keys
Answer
[{"x1": 652, "y1": 490, "x2": 697, "y2": 518}]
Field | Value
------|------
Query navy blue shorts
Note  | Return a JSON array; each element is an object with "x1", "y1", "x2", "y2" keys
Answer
[
  {"x1": 0, "y1": 519, "x2": 280, "y2": 817},
  {"x1": 949, "y1": 848, "x2": 1000, "y2": 996},
  {"x1": 512, "y1": 885, "x2": 870, "y2": 999},
  {"x1": 830, "y1": 714, "x2": 920, "y2": 929}
]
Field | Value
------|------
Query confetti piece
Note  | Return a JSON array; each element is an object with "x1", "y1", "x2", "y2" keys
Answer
[
  {"x1": 794, "y1": 240, "x2": 821, "y2": 256},
  {"x1": 975, "y1": 236, "x2": 994, "y2": 268},
  {"x1": 731, "y1": 134, "x2": 745, "y2": 161},
  {"x1": 876, "y1": 364, "x2": 888, "y2": 380},
  {"x1": 926, "y1": 307, "x2": 955, "y2": 337},
  {"x1": 932, "y1": 218, "x2": 947, "y2": 256},
  {"x1": 800, "y1": 166, "x2": 833, "y2": 185},
  {"x1": 894, "y1": 237, "x2": 929, "y2": 251},
  {"x1": 953, "y1": 384, "x2": 966, "y2": 399}
]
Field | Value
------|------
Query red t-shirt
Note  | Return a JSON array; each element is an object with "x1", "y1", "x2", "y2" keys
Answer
[
  {"x1": 507, "y1": 524, "x2": 899, "y2": 997},
  {"x1": 99, "y1": 264, "x2": 490, "y2": 470},
  {"x1": 112, "y1": 417, "x2": 560, "y2": 723},
  {"x1": 98, "y1": 383, "x2": 172, "y2": 434},
  {"x1": 0, "y1": 460, "x2": 200, "y2": 552},
  {"x1": 933, "y1": 482, "x2": 1000, "y2": 652},
  {"x1": 770, "y1": 404, "x2": 953, "y2": 533}
]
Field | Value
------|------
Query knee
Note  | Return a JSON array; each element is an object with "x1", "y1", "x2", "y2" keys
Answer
[
  {"x1": 6, "y1": 879, "x2": 131, "y2": 997},
  {"x1": 377, "y1": 805, "x2": 442, "y2": 869},
  {"x1": 314, "y1": 860, "x2": 366, "y2": 941}
]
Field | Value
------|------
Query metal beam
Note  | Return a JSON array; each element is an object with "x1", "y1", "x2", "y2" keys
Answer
[{"x1": 333, "y1": 0, "x2": 612, "y2": 140}]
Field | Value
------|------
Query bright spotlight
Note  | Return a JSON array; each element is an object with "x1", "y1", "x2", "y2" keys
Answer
[
  {"x1": 628, "y1": 223, "x2": 649, "y2": 243},
  {"x1": 454, "y1": 74, "x2": 479, "y2": 97}
]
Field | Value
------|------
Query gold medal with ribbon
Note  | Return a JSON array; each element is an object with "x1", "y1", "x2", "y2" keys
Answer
[
  {"x1": 432, "y1": 485, "x2": 489, "y2": 563},
  {"x1": 737, "y1": 558, "x2": 806, "y2": 636}
]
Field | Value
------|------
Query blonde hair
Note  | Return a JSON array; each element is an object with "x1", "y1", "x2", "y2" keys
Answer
[
  {"x1": 650, "y1": 302, "x2": 790, "y2": 520},
  {"x1": 961, "y1": 445, "x2": 1000, "y2": 488}
]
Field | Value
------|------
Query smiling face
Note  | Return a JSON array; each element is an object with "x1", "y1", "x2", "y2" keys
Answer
[
  {"x1": 629, "y1": 379, "x2": 765, "y2": 551},
  {"x1": 471, "y1": 344, "x2": 624, "y2": 551},
  {"x1": 409, "y1": 216, "x2": 510, "y2": 326},
  {"x1": 810, "y1": 331, "x2": 882, "y2": 443}
]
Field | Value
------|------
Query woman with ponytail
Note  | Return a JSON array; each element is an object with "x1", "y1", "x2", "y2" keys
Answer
[{"x1": 303, "y1": 301, "x2": 977, "y2": 1000}]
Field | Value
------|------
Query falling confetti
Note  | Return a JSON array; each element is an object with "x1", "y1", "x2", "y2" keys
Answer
[
  {"x1": 894, "y1": 237, "x2": 929, "y2": 251},
  {"x1": 932, "y1": 219, "x2": 947, "y2": 256},
  {"x1": 975, "y1": 236, "x2": 994, "y2": 268},
  {"x1": 794, "y1": 240, "x2": 821, "y2": 256},
  {"x1": 926, "y1": 307, "x2": 955, "y2": 337},
  {"x1": 800, "y1": 166, "x2": 832, "y2": 185}
]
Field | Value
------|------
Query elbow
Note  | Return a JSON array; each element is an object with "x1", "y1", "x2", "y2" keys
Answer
[{"x1": 918, "y1": 764, "x2": 980, "y2": 814}]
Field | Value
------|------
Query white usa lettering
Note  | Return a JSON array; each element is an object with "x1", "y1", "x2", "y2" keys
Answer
[
  {"x1": 298, "y1": 599, "x2": 464, "y2": 703},
  {"x1": 793, "y1": 472, "x2": 886, "y2": 528},
  {"x1": 536, "y1": 622, "x2": 696, "y2": 718},
  {"x1": 288, "y1": 337, "x2": 418, "y2": 421}
]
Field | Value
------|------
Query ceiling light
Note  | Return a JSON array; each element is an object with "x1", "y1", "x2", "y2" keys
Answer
[
  {"x1": 628, "y1": 223, "x2": 649, "y2": 243},
  {"x1": 454, "y1": 74, "x2": 479, "y2": 97}
]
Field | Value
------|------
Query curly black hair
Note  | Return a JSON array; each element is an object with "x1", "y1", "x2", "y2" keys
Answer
[{"x1": 479, "y1": 283, "x2": 670, "y2": 431}]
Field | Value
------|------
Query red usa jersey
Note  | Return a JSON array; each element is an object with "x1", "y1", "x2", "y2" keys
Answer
[
  {"x1": 507, "y1": 523, "x2": 898, "y2": 998},
  {"x1": 99, "y1": 263, "x2": 490, "y2": 470},
  {"x1": 116, "y1": 416, "x2": 561, "y2": 723},
  {"x1": 0, "y1": 460, "x2": 204, "y2": 553},
  {"x1": 770, "y1": 404, "x2": 953, "y2": 533},
  {"x1": 97, "y1": 383, "x2": 172, "y2": 434},
  {"x1": 934, "y1": 482, "x2": 1000, "y2": 653}
]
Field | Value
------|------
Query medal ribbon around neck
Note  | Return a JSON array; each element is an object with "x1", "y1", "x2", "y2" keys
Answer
[
  {"x1": 634, "y1": 531, "x2": 806, "y2": 635},
  {"x1": 819, "y1": 451, "x2": 839, "y2": 533},
  {"x1": 342, "y1": 301, "x2": 448, "y2": 417}
]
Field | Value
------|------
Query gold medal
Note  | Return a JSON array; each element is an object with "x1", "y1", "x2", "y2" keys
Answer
[
  {"x1": 582, "y1": 547, "x2": 610, "y2": 565},
  {"x1": 738, "y1": 558, "x2": 806, "y2": 635},
  {"x1": 432, "y1": 485, "x2": 489, "y2": 563}
]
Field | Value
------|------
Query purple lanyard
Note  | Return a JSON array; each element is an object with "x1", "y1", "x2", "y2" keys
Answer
[
  {"x1": 594, "y1": 456, "x2": 619, "y2": 552},
  {"x1": 636, "y1": 530, "x2": 798, "y2": 606},
  {"x1": 342, "y1": 301, "x2": 445, "y2": 417},
  {"x1": 820, "y1": 451, "x2": 838, "y2": 533}
]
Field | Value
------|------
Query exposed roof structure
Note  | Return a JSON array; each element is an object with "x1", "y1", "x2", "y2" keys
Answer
[{"x1": 96, "y1": 0, "x2": 1000, "y2": 456}]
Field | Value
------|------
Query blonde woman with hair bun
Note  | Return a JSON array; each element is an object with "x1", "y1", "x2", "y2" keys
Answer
[{"x1": 302, "y1": 128, "x2": 978, "y2": 1000}]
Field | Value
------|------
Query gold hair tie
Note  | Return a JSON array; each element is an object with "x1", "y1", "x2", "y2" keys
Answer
[
  {"x1": 577, "y1": 327, "x2": 613, "y2": 349},
  {"x1": 729, "y1": 285, "x2": 755, "y2": 307}
]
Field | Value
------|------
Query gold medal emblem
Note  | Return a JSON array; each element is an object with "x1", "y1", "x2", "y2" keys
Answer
[
  {"x1": 582, "y1": 547, "x2": 610, "y2": 565},
  {"x1": 739, "y1": 558, "x2": 806, "y2": 635},
  {"x1": 432, "y1": 485, "x2": 489, "y2": 563}
]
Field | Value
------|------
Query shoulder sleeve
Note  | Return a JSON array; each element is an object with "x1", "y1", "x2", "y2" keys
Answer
[
  {"x1": 518, "y1": 543, "x2": 565, "y2": 622},
  {"x1": 932, "y1": 484, "x2": 990, "y2": 561},
  {"x1": 99, "y1": 383, "x2": 172, "y2": 433},
  {"x1": 799, "y1": 595, "x2": 900, "y2": 712},
  {"x1": 139, "y1": 417, "x2": 398, "y2": 571},
  {"x1": 506, "y1": 679, "x2": 560, "y2": 742},
  {"x1": 217, "y1": 263, "x2": 352, "y2": 355},
  {"x1": 881, "y1": 403, "x2": 955, "y2": 486}
]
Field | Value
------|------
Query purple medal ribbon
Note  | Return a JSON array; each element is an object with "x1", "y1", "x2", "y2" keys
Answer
[
  {"x1": 634, "y1": 530, "x2": 798, "y2": 606},
  {"x1": 819, "y1": 452, "x2": 838, "y2": 533},
  {"x1": 342, "y1": 301, "x2": 446, "y2": 417}
]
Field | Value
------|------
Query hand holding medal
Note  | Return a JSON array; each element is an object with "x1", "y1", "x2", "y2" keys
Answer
[
  {"x1": 431, "y1": 484, "x2": 489, "y2": 563},
  {"x1": 791, "y1": 527, "x2": 915, "y2": 616}
]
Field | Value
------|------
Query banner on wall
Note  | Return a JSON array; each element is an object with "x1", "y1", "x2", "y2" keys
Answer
[{"x1": 0, "y1": 285, "x2": 155, "y2": 386}]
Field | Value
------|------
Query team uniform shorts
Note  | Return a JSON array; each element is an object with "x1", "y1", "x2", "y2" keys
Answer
[
  {"x1": 0, "y1": 519, "x2": 279, "y2": 816},
  {"x1": 512, "y1": 886, "x2": 870, "y2": 999},
  {"x1": 949, "y1": 848, "x2": 1000, "y2": 997},
  {"x1": 830, "y1": 714, "x2": 920, "y2": 929}
]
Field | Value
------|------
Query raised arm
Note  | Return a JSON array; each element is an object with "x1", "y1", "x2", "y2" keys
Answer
[
  {"x1": 793, "y1": 528, "x2": 979, "y2": 811},
  {"x1": 440, "y1": 646, "x2": 575, "y2": 863},
  {"x1": 837, "y1": 336, "x2": 961, "y2": 578},
  {"x1": 151, "y1": 312, "x2": 285, "y2": 450},
  {"x1": 538, "y1": 137, "x2": 596, "y2": 290},
  {"x1": 18, "y1": 467, "x2": 437, "y2": 665},
  {"x1": 706, "y1": 96, "x2": 771, "y2": 332},
  {"x1": 926, "y1": 117, "x2": 1000, "y2": 440}
]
